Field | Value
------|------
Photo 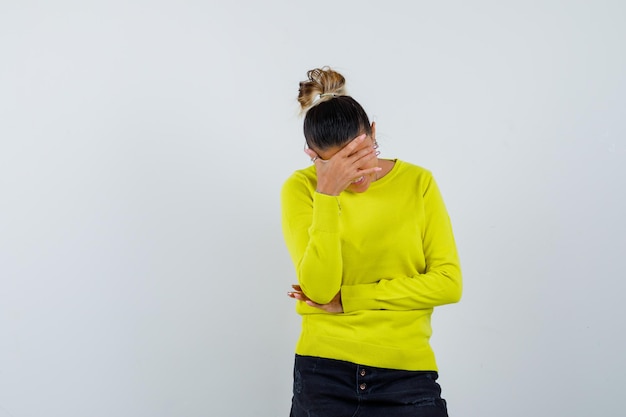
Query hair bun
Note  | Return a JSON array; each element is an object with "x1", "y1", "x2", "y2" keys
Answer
[{"x1": 298, "y1": 67, "x2": 347, "y2": 113}]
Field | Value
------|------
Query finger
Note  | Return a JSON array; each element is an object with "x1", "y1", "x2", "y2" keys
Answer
[
  {"x1": 305, "y1": 300, "x2": 323, "y2": 308},
  {"x1": 348, "y1": 146, "x2": 378, "y2": 165},
  {"x1": 357, "y1": 166, "x2": 383, "y2": 177},
  {"x1": 291, "y1": 284, "x2": 302, "y2": 291},
  {"x1": 336, "y1": 134, "x2": 367, "y2": 157},
  {"x1": 345, "y1": 152, "x2": 379, "y2": 174},
  {"x1": 289, "y1": 291, "x2": 307, "y2": 301}
]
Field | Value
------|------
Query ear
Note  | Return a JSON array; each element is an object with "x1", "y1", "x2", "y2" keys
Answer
[
  {"x1": 370, "y1": 121, "x2": 376, "y2": 139},
  {"x1": 304, "y1": 147, "x2": 320, "y2": 160}
]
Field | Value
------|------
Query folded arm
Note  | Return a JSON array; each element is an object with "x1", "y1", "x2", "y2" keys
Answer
[
  {"x1": 342, "y1": 174, "x2": 462, "y2": 312},
  {"x1": 281, "y1": 176, "x2": 344, "y2": 304}
]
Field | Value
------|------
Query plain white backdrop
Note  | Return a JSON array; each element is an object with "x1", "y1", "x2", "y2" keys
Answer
[{"x1": 1, "y1": 1, "x2": 624, "y2": 416}]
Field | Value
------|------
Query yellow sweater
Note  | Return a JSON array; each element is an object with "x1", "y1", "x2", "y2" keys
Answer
[{"x1": 281, "y1": 159, "x2": 462, "y2": 371}]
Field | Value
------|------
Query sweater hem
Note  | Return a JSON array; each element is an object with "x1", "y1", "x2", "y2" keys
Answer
[{"x1": 295, "y1": 334, "x2": 438, "y2": 371}]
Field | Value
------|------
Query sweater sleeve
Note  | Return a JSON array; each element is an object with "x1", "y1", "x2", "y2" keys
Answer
[
  {"x1": 281, "y1": 173, "x2": 343, "y2": 304},
  {"x1": 341, "y1": 174, "x2": 462, "y2": 312}
]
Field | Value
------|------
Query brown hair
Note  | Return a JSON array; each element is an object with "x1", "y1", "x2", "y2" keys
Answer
[{"x1": 298, "y1": 67, "x2": 371, "y2": 151}]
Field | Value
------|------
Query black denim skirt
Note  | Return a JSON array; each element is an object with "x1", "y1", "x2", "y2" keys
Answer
[{"x1": 290, "y1": 355, "x2": 449, "y2": 417}]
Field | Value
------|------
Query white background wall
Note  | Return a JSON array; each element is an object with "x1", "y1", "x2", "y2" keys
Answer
[{"x1": 1, "y1": 1, "x2": 624, "y2": 416}]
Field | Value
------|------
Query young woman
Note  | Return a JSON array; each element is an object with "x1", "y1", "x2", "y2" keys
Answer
[{"x1": 281, "y1": 67, "x2": 462, "y2": 417}]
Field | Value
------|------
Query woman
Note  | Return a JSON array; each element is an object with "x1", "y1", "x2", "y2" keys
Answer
[{"x1": 281, "y1": 67, "x2": 462, "y2": 417}]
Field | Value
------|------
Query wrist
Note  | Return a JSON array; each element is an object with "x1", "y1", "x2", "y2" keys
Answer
[
  {"x1": 315, "y1": 180, "x2": 341, "y2": 196},
  {"x1": 315, "y1": 189, "x2": 340, "y2": 196}
]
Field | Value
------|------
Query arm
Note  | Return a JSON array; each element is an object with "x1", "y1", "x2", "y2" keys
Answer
[
  {"x1": 281, "y1": 135, "x2": 381, "y2": 305},
  {"x1": 341, "y1": 174, "x2": 462, "y2": 312},
  {"x1": 281, "y1": 177, "x2": 343, "y2": 304}
]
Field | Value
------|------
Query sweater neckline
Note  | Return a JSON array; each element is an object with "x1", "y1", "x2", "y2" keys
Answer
[{"x1": 370, "y1": 159, "x2": 401, "y2": 188}]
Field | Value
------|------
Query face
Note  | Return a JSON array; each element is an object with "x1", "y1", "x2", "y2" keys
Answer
[{"x1": 315, "y1": 135, "x2": 379, "y2": 194}]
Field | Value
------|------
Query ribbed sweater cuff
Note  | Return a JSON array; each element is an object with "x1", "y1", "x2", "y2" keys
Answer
[{"x1": 341, "y1": 283, "x2": 377, "y2": 313}]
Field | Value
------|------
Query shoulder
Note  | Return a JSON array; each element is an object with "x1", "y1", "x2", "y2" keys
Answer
[
  {"x1": 281, "y1": 165, "x2": 317, "y2": 200},
  {"x1": 390, "y1": 161, "x2": 449, "y2": 206},
  {"x1": 387, "y1": 160, "x2": 446, "y2": 200},
  {"x1": 282, "y1": 165, "x2": 316, "y2": 188},
  {"x1": 393, "y1": 159, "x2": 435, "y2": 185}
]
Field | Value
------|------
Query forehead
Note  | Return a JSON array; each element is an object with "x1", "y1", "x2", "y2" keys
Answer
[{"x1": 316, "y1": 136, "x2": 374, "y2": 160}]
